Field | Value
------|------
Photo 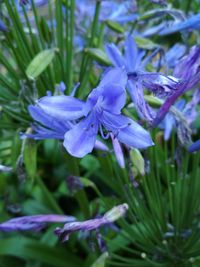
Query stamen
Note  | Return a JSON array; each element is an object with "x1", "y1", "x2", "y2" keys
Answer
[{"x1": 100, "y1": 124, "x2": 110, "y2": 140}]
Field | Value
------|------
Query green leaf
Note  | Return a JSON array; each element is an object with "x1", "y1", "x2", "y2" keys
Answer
[
  {"x1": 105, "y1": 20, "x2": 124, "y2": 33},
  {"x1": 23, "y1": 139, "x2": 37, "y2": 180},
  {"x1": 0, "y1": 237, "x2": 81, "y2": 267},
  {"x1": 91, "y1": 252, "x2": 109, "y2": 267},
  {"x1": 85, "y1": 48, "x2": 111, "y2": 66},
  {"x1": 80, "y1": 155, "x2": 100, "y2": 176},
  {"x1": 135, "y1": 36, "x2": 159, "y2": 50},
  {"x1": 26, "y1": 48, "x2": 57, "y2": 79}
]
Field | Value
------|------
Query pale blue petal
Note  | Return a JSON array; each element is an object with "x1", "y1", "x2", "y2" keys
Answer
[
  {"x1": 101, "y1": 84, "x2": 126, "y2": 114},
  {"x1": 87, "y1": 69, "x2": 127, "y2": 115},
  {"x1": 159, "y1": 13, "x2": 200, "y2": 35},
  {"x1": 105, "y1": 44, "x2": 125, "y2": 67},
  {"x1": 63, "y1": 113, "x2": 98, "y2": 157},
  {"x1": 101, "y1": 111, "x2": 154, "y2": 149},
  {"x1": 37, "y1": 95, "x2": 86, "y2": 120},
  {"x1": 125, "y1": 36, "x2": 138, "y2": 71},
  {"x1": 94, "y1": 140, "x2": 109, "y2": 151},
  {"x1": 98, "y1": 67, "x2": 127, "y2": 89},
  {"x1": 165, "y1": 44, "x2": 186, "y2": 68},
  {"x1": 163, "y1": 114, "x2": 175, "y2": 140},
  {"x1": 28, "y1": 105, "x2": 71, "y2": 132},
  {"x1": 127, "y1": 80, "x2": 155, "y2": 122}
]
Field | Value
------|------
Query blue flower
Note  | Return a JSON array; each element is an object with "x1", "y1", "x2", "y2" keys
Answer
[
  {"x1": 26, "y1": 104, "x2": 73, "y2": 140},
  {"x1": 165, "y1": 44, "x2": 186, "y2": 69},
  {"x1": 105, "y1": 36, "x2": 180, "y2": 123},
  {"x1": 64, "y1": 68, "x2": 153, "y2": 157},
  {"x1": 76, "y1": 0, "x2": 137, "y2": 24},
  {"x1": 33, "y1": 68, "x2": 153, "y2": 158},
  {"x1": 159, "y1": 13, "x2": 200, "y2": 35}
]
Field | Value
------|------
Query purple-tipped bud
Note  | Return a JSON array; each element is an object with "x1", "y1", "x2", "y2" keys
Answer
[
  {"x1": 111, "y1": 134, "x2": 125, "y2": 169},
  {"x1": 0, "y1": 214, "x2": 76, "y2": 232},
  {"x1": 55, "y1": 204, "x2": 128, "y2": 242}
]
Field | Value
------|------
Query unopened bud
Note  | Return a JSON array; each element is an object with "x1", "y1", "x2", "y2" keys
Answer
[{"x1": 104, "y1": 204, "x2": 128, "y2": 223}]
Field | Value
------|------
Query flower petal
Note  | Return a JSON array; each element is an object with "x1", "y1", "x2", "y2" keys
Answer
[
  {"x1": 63, "y1": 113, "x2": 98, "y2": 157},
  {"x1": 28, "y1": 105, "x2": 71, "y2": 132},
  {"x1": 94, "y1": 140, "x2": 109, "y2": 152},
  {"x1": 105, "y1": 44, "x2": 125, "y2": 67},
  {"x1": 101, "y1": 111, "x2": 154, "y2": 149},
  {"x1": 127, "y1": 80, "x2": 155, "y2": 123},
  {"x1": 99, "y1": 67, "x2": 127, "y2": 89},
  {"x1": 124, "y1": 36, "x2": 138, "y2": 71},
  {"x1": 162, "y1": 113, "x2": 175, "y2": 141},
  {"x1": 159, "y1": 13, "x2": 200, "y2": 35},
  {"x1": 37, "y1": 95, "x2": 86, "y2": 120},
  {"x1": 165, "y1": 43, "x2": 186, "y2": 69},
  {"x1": 152, "y1": 82, "x2": 187, "y2": 127},
  {"x1": 111, "y1": 134, "x2": 125, "y2": 168},
  {"x1": 189, "y1": 139, "x2": 200, "y2": 153},
  {"x1": 101, "y1": 84, "x2": 126, "y2": 114}
]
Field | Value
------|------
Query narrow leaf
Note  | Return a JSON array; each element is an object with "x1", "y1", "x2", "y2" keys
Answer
[
  {"x1": 85, "y1": 48, "x2": 111, "y2": 66},
  {"x1": 26, "y1": 48, "x2": 57, "y2": 78}
]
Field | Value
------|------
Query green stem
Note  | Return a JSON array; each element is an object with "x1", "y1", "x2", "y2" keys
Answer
[
  {"x1": 36, "y1": 176, "x2": 63, "y2": 214},
  {"x1": 78, "y1": 0, "x2": 101, "y2": 95},
  {"x1": 64, "y1": 153, "x2": 90, "y2": 218},
  {"x1": 68, "y1": 0, "x2": 75, "y2": 91}
]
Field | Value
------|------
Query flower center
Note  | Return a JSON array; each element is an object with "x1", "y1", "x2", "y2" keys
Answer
[{"x1": 94, "y1": 95, "x2": 104, "y2": 114}]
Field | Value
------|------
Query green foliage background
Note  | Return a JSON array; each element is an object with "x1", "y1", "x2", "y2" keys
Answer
[{"x1": 0, "y1": 0, "x2": 200, "y2": 266}]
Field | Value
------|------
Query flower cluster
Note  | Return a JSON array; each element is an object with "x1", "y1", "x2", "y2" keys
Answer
[{"x1": 27, "y1": 68, "x2": 154, "y2": 158}]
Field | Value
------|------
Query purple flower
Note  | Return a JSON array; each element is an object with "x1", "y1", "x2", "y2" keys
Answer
[
  {"x1": 0, "y1": 215, "x2": 76, "y2": 232},
  {"x1": 55, "y1": 203, "x2": 128, "y2": 242},
  {"x1": 173, "y1": 46, "x2": 200, "y2": 88},
  {"x1": 159, "y1": 13, "x2": 200, "y2": 35},
  {"x1": 34, "y1": 68, "x2": 153, "y2": 158},
  {"x1": 153, "y1": 46, "x2": 200, "y2": 126}
]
